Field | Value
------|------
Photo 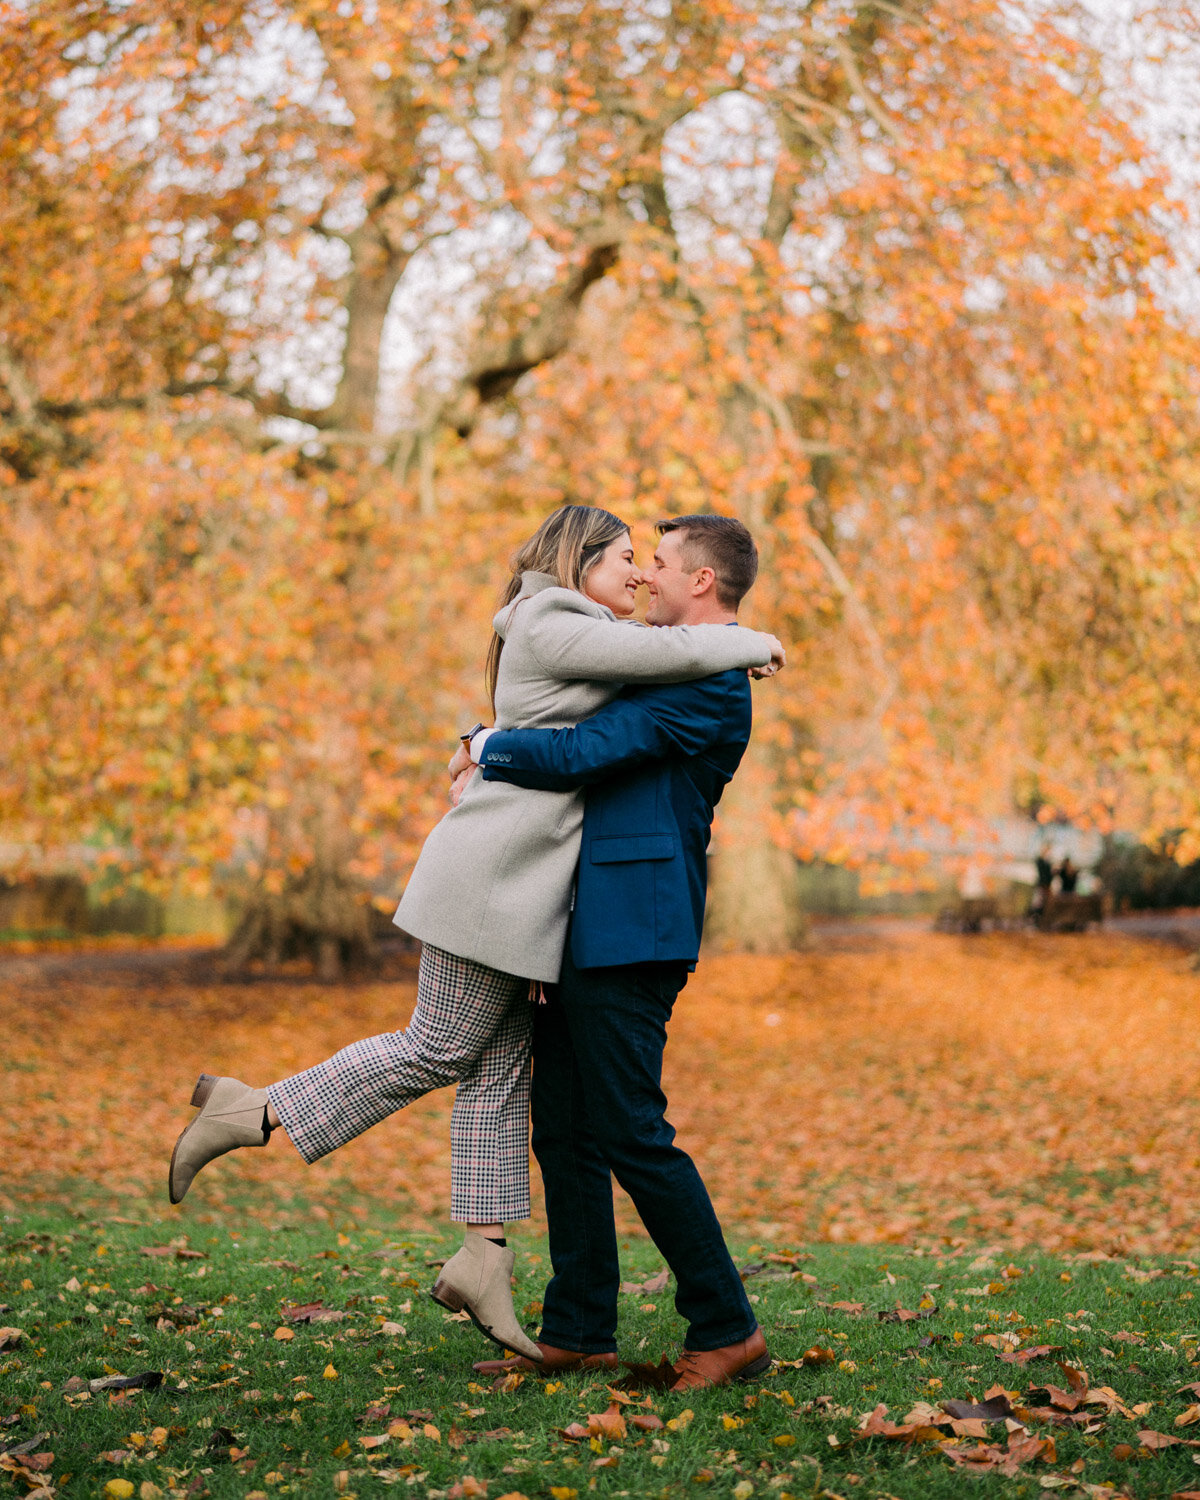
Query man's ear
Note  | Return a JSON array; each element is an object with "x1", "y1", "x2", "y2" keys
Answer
[{"x1": 691, "y1": 565, "x2": 717, "y2": 597}]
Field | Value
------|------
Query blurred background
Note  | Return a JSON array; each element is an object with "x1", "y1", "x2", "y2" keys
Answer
[{"x1": 4, "y1": 0, "x2": 1200, "y2": 974}]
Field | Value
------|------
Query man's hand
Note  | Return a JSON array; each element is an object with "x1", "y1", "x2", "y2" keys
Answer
[
  {"x1": 448, "y1": 741, "x2": 473, "y2": 779},
  {"x1": 449, "y1": 766, "x2": 477, "y2": 806},
  {"x1": 749, "y1": 635, "x2": 786, "y2": 679}
]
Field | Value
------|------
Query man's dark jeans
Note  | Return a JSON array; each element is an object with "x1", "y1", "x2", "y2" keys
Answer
[{"x1": 532, "y1": 942, "x2": 756, "y2": 1354}]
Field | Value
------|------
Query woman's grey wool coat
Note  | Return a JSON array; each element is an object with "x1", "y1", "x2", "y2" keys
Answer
[{"x1": 393, "y1": 571, "x2": 775, "y2": 983}]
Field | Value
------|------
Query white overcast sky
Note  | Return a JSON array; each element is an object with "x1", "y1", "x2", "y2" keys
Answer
[{"x1": 246, "y1": 0, "x2": 1200, "y2": 429}]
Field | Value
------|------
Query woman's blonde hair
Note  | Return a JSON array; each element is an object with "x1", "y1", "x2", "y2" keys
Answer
[{"x1": 485, "y1": 504, "x2": 630, "y2": 709}]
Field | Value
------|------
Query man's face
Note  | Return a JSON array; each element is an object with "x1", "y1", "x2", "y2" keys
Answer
[{"x1": 644, "y1": 529, "x2": 698, "y2": 626}]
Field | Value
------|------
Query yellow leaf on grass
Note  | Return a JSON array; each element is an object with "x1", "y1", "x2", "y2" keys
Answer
[
  {"x1": 666, "y1": 1408, "x2": 694, "y2": 1432},
  {"x1": 323, "y1": 1363, "x2": 338, "y2": 1380},
  {"x1": 387, "y1": 1420, "x2": 414, "y2": 1441},
  {"x1": 273, "y1": 1327, "x2": 294, "y2": 1341},
  {"x1": 105, "y1": 1483, "x2": 135, "y2": 1500},
  {"x1": 423, "y1": 1423, "x2": 441, "y2": 1442},
  {"x1": 733, "y1": 1484, "x2": 754, "y2": 1500},
  {"x1": 550, "y1": 1488, "x2": 578, "y2": 1500},
  {"x1": 331, "y1": 1440, "x2": 351, "y2": 1458},
  {"x1": 722, "y1": 1415, "x2": 744, "y2": 1430},
  {"x1": 773, "y1": 1433, "x2": 797, "y2": 1447}
]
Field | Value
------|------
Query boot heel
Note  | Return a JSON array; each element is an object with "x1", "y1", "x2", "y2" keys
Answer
[
  {"x1": 190, "y1": 1073, "x2": 218, "y2": 1109},
  {"x1": 736, "y1": 1352, "x2": 773, "y2": 1381},
  {"x1": 430, "y1": 1279, "x2": 465, "y2": 1313}
]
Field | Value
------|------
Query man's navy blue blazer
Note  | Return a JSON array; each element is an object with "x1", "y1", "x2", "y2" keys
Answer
[{"x1": 479, "y1": 668, "x2": 752, "y2": 970}]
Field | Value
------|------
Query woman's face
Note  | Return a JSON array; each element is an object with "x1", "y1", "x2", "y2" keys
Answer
[{"x1": 582, "y1": 531, "x2": 641, "y2": 617}]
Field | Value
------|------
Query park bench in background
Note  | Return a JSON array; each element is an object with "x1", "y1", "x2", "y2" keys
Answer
[
  {"x1": 934, "y1": 896, "x2": 1001, "y2": 933},
  {"x1": 1036, "y1": 892, "x2": 1104, "y2": 932}
]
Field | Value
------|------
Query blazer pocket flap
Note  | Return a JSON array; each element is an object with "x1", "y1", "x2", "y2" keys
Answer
[{"x1": 589, "y1": 834, "x2": 675, "y2": 864}]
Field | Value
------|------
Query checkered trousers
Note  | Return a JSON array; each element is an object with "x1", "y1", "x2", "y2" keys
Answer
[{"x1": 267, "y1": 944, "x2": 533, "y2": 1222}]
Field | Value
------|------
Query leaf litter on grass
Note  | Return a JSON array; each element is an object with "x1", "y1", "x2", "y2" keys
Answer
[
  {"x1": 5, "y1": 931, "x2": 1200, "y2": 1497},
  {"x1": 5, "y1": 931, "x2": 1200, "y2": 1257},
  {"x1": 5, "y1": 1217, "x2": 1200, "y2": 1500}
]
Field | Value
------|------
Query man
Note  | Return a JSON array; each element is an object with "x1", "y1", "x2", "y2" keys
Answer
[
  {"x1": 1029, "y1": 844, "x2": 1054, "y2": 919},
  {"x1": 452, "y1": 514, "x2": 775, "y2": 1392}
]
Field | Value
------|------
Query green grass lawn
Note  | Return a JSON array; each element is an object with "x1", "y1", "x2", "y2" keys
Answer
[{"x1": 2, "y1": 1204, "x2": 1199, "y2": 1500}]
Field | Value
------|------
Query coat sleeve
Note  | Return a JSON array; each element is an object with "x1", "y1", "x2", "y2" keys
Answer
[
  {"x1": 479, "y1": 676, "x2": 738, "y2": 792},
  {"x1": 519, "y1": 591, "x2": 774, "y2": 682}
]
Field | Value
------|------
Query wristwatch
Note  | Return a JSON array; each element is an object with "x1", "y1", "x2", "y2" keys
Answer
[{"x1": 460, "y1": 721, "x2": 486, "y2": 746}]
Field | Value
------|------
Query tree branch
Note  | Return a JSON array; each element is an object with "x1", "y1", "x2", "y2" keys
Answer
[
  {"x1": 443, "y1": 235, "x2": 625, "y2": 435},
  {"x1": 833, "y1": 36, "x2": 908, "y2": 149}
]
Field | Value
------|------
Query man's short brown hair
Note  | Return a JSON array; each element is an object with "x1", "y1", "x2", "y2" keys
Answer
[{"x1": 655, "y1": 514, "x2": 759, "y2": 611}]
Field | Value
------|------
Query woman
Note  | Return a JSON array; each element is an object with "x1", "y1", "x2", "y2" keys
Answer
[{"x1": 167, "y1": 506, "x2": 782, "y2": 1360}]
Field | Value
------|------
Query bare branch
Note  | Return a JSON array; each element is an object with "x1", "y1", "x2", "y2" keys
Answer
[
  {"x1": 745, "y1": 376, "x2": 894, "y2": 706},
  {"x1": 833, "y1": 36, "x2": 908, "y2": 149},
  {"x1": 443, "y1": 235, "x2": 625, "y2": 435}
]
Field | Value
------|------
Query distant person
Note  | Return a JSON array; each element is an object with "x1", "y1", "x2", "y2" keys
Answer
[
  {"x1": 1029, "y1": 844, "x2": 1054, "y2": 916},
  {"x1": 1059, "y1": 856, "x2": 1079, "y2": 894}
]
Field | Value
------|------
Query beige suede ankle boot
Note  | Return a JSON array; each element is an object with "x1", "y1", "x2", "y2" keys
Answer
[
  {"x1": 431, "y1": 1233, "x2": 543, "y2": 1362},
  {"x1": 168, "y1": 1073, "x2": 271, "y2": 1204}
]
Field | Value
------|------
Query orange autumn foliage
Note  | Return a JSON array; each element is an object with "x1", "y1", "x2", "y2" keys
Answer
[
  {"x1": 1, "y1": 420, "x2": 527, "y2": 908},
  {"x1": 2, "y1": 930, "x2": 1197, "y2": 1257},
  {"x1": 2, "y1": 0, "x2": 1200, "y2": 929}
]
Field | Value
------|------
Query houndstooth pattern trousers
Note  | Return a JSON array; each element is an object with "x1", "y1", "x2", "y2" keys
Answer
[{"x1": 267, "y1": 944, "x2": 534, "y2": 1222}]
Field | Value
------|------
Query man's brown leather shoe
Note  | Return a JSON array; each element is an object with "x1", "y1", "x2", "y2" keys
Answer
[
  {"x1": 471, "y1": 1341, "x2": 619, "y2": 1376},
  {"x1": 670, "y1": 1327, "x2": 771, "y2": 1391}
]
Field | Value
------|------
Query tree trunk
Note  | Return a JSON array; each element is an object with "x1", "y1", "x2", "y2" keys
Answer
[
  {"x1": 221, "y1": 862, "x2": 376, "y2": 978},
  {"x1": 326, "y1": 223, "x2": 405, "y2": 434},
  {"x1": 704, "y1": 736, "x2": 808, "y2": 954}
]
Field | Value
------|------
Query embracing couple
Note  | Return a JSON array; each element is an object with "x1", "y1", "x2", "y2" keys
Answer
[{"x1": 167, "y1": 505, "x2": 785, "y2": 1393}]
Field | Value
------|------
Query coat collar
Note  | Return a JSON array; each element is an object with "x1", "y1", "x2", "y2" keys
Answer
[
  {"x1": 493, "y1": 571, "x2": 560, "y2": 639},
  {"x1": 494, "y1": 570, "x2": 614, "y2": 639},
  {"x1": 517, "y1": 570, "x2": 559, "y2": 598}
]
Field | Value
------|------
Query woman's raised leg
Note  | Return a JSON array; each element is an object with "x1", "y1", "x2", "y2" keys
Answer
[{"x1": 168, "y1": 947, "x2": 524, "y2": 1196}]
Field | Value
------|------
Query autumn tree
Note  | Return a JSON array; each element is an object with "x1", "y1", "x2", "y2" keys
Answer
[{"x1": 3, "y1": 0, "x2": 1200, "y2": 963}]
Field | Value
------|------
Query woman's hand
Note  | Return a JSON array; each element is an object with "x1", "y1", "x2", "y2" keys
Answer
[
  {"x1": 749, "y1": 635, "x2": 786, "y2": 679},
  {"x1": 448, "y1": 741, "x2": 473, "y2": 779}
]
